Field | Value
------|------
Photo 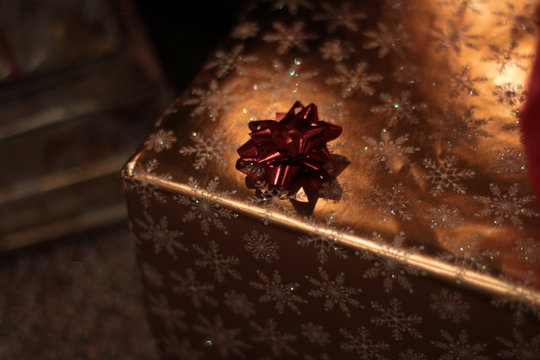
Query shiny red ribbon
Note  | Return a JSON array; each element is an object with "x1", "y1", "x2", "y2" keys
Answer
[{"x1": 236, "y1": 102, "x2": 343, "y2": 201}]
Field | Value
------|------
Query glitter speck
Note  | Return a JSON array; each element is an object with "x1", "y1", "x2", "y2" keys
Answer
[
  {"x1": 191, "y1": 131, "x2": 198, "y2": 137},
  {"x1": 289, "y1": 286, "x2": 295, "y2": 291},
  {"x1": 294, "y1": 57, "x2": 302, "y2": 65},
  {"x1": 393, "y1": 103, "x2": 400, "y2": 109},
  {"x1": 364, "y1": 146, "x2": 369, "y2": 150},
  {"x1": 242, "y1": 107, "x2": 248, "y2": 114},
  {"x1": 288, "y1": 69, "x2": 296, "y2": 76},
  {"x1": 204, "y1": 340, "x2": 213, "y2": 347}
]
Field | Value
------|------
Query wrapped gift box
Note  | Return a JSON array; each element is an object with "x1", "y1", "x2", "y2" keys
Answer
[{"x1": 123, "y1": 0, "x2": 540, "y2": 358}]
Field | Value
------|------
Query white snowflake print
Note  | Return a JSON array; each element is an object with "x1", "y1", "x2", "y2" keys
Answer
[
  {"x1": 481, "y1": 43, "x2": 532, "y2": 73},
  {"x1": 370, "y1": 298, "x2": 422, "y2": 341},
  {"x1": 267, "y1": 0, "x2": 313, "y2": 15},
  {"x1": 262, "y1": 21, "x2": 317, "y2": 54},
  {"x1": 398, "y1": 349, "x2": 427, "y2": 360},
  {"x1": 431, "y1": 330, "x2": 488, "y2": 360},
  {"x1": 320, "y1": 101, "x2": 350, "y2": 123},
  {"x1": 255, "y1": 59, "x2": 318, "y2": 103},
  {"x1": 438, "y1": 234, "x2": 498, "y2": 277},
  {"x1": 230, "y1": 21, "x2": 259, "y2": 40},
  {"x1": 359, "y1": 232, "x2": 421, "y2": 293},
  {"x1": 363, "y1": 23, "x2": 409, "y2": 58},
  {"x1": 430, "y1": 20, "x2": 481, "y2": 54},
  {"x1": 420, "y1": 156, "x2": 475, "y2": 196},
  {"x1": 493, "y1": 2, "x2": 535, "y2": 37},
  {"x1": 134, "y1": 212, "x2": 185, "y2": 258},
  {"x1": 183, "y1": 79, "x2": 242, "y2": 121},
  {"x1": 429, "y1": 106, "x2": 492, "y2": 149},
  {"x1": 193, "y1": 241, "x2": 241, "y2": 283},
  {"x1": 326, "y1": 62, "x2": 383, "y2": 98},
  {"x1": 491, "y1": 271, "x2": 540, "y2": 325},
  {"x1": 144, "y1": 129, "x2": 177, "y2": 152},
  {"x1": 141, "y1": 262, "x2": 164, "y2": 287},
  {"x1": 250, "y1": 269, "x2": 307, "y2": 315},
  {"x1": 162, "y1": 336, "x2": 203, "y2": 360},
  {"x1": 492, "y1": 83, "x2": 526, "y2": 106},
  {"x1": 440, "y1": 65, "x2": 487, "y2": 98},
  {"x1": 204, "y1": 44, "x2": 257, "y2": 78},
  {"x1": 247, "y1": 181, "x2": 296, "y2": 225},
  {"x1": 179, "y1": 130, "x2": 227, "y2": 170},
  {"x1": 175, "y1": 177, "x2": 237, "y2": 235},
  {"x1": 243, "y1": 230, "x2": 279, "y2": 263},
  {"x1": 319, "y1": 39, "x2": 354, "y2": 62},
  {"x1": 361, "y1": 130, "x2": 420, "y2": 174},
  {"x1": 224, "y1": 290, "x2": 256, "y2": 318},
  {"x1": 339, "y1": 326, "x2": 389, "y2": 360},
  {"x1": 123, "y1": 159, "x2": 170, "y2": 208},
  {"x1": 370, "y1": 91, "x2": 425, "y2": 127},
  {"x1": 306, "y1": 267, "x2": 362, "y2": 317},
  {"x1": 424, "y1": 204, "x2": 463, "y2": 230},
  {"x1": 193, "y1": 315, "x2": 250, "y2": 358},
  {"x1": 148, "y1": 294, "x2": 187, "y2": 331},
  {"x1": 429, "y1": 289, "x2": 470, "y2": 324},
  {"x1": 314, "y1": 2, "x2": 366, "y2": 32},
  {"x1": 297, "y1": 212, "x2": 351, "y2": 263},
  {"x1": 362, "y1": 183, "x2": 419, "y2": 222},
  {"x1": 170, "y1": 268, "x2": 216, "y2": 308},
  {"x1": 496, "y1": 328, "x2": 540, "y2": 360},
  {"x1": 512, "y1": 238, "x2": 540, "y2": 263},
  {"x1": 489, "y1": 148, "x2": 525, "y2": 176},
  {"x1": 300, "y1": 322, "x2": 330, "y2": 346},
  {"x1": 250, "y1": 319, "x2": 297, "y2": 357},
  {"x1": 474, "y1": 183, "x2": 539, "y2": 228}
]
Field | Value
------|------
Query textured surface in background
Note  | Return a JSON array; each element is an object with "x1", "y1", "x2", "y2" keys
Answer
[{"x1": 0, "y1": 225, "x2": 159, "y2": 359}]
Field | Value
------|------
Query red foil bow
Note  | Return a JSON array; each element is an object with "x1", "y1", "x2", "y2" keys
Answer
[{"x1": 236, "y1": 102, "x2": 345, "y2": 203}]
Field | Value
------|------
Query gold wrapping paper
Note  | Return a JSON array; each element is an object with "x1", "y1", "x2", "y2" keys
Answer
[{"x1": 124, "y1": 0, "x2": 540, "y2": 307}]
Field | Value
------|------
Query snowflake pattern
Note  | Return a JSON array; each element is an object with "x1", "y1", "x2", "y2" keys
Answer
[
  {"x1": 263, "y1": 21, "x2": 317, "y2": 54},
  {"x1": 491, "y1": 272, "x2": 540, "y2": 325},
  {"x1": 438, "y1": 234, "x2": 498, "y2": 277},
  {"x1": 179, "y1": 130, "x2": 228, "y2": 169},
  {"x1": 370, "y1": 298, "x2": 422, "y2": 341},
  {"x1": 424, "y1": 204, "x2": 464, "y2": 230},
  {"x1": 358, "y1": 232, "x2": 421, "y2": 293},
  {"x1": 267, "y1": 0, "x2": 313, "y2": 15},
  {"x1": 175, "y1": 177, "x2": 237, "y2": 235},
  {"x1": 193, "y1": 241, "x2": 241, "y2": 282},
  {"x1": 123, "y1": 159, "x2": 170, "y2": 208},
  {"x1": 247, "y1": 181, "x2": 296, "y2": 224},
  {"x1": 193, "y1": 315, "x2": 250, "y2": 358},
  {"x1": 474, "y1": 183, "x2": 539, "y2": 228},
  {"x1": 481, "y1": 42, "x2": 532, "y2": 73},
  {"x1": 362, "y1": 183, "x2": 419, "y2": 222},
  {"x1": 431, "y1": 330, "x2": 488, "y2": 360},
  {"x1": 429, "y1": 106, "x2": 492, "y2": 149},
  {"x1": 489, "y1": 148, "x2": 526, "y2": 176},
  {"x1": 224, "y1": 290, "x2": 256, "y2": 318},
  {"x1": 339, "y1": 326, "x2": 390, "y2": 360},
  {"x1": 326, "y1": 62, "x2": 383, "y2": 97},
  {"x1": 398, "y1": 349, "x2": 428, "y2": 360},
  {"x1": 370, "y1": 91, "x2": 425, "y2": 127},
  {"x1": 512, "y1": 238, "x2": 540, "y2": 262},
  {"x1": 496, "y1": 328, "x2": 540, "y2": 360},
  {"x1": 255, "y1": 59, "x2": 318, "y2": 101},
  {"x1": 250, "y1": 319, "x2": 297, "y2": 357},
  {"x1": 430, "y1": 289, "x2": 470, "y2": 324},
  {"x1": 437, "y1": 0, "x2": 485, "y2": 16},
  {"x1": 492, "y1": 83, "x2": 526, "y2": 106},
  {"x1": 361, "y1": 130, "x2": 420, "y2": 173},
  {"x1": 243, "y1": 230, "x2": 279, "y2": 263},
  {"x1": 492, "y1": 2, "x2": 535, "y2": 38},
  {"x1": 297, "y1": 212, "x2": 351, "y2": 263},
  {"x1": 319, "y1": 39, "x2": 355, "y2": 62},
  {"x1": 204, "y1": 44, "x2": 258, "y2": 78},
  {"x1": 183, "y1": 80, "x2": 243, "y2": 121},
  {"x1": 300, "y1": 322, "x2": 330, "y2": 346},
  {"x1": 440, "y1": 65, "x2": 487, "y2": 98},
  {"x1": 141, "y1": 262, "x2": 164, "y2": 287},
  {"x1": 144, "y1": 129, "x2": 177, "y2": 152},
  {"x1": 306, "y1": 267, "x2": 362, "y2": 317},
  {"x1": 170, "y1": 268, "x2": 216, "y2": 308},
  {"x1": 420, "y1": 156, "x2": 475, "y2": 196},
  {"x1": 250, "y1": 270, "x2": 307, "y2": 314},
  {"x1": 430, "y1": 20, "x2": 481, "y2": 54},
  {"x1": 363, "y1": 23, "x2": 409, "y2": 58},
  {"x1": 134, "y1": 212, "x2": 185, "y2": 258},
  {"x1": 314, "y1": 2, "x2": 367, "y2": 32}
]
